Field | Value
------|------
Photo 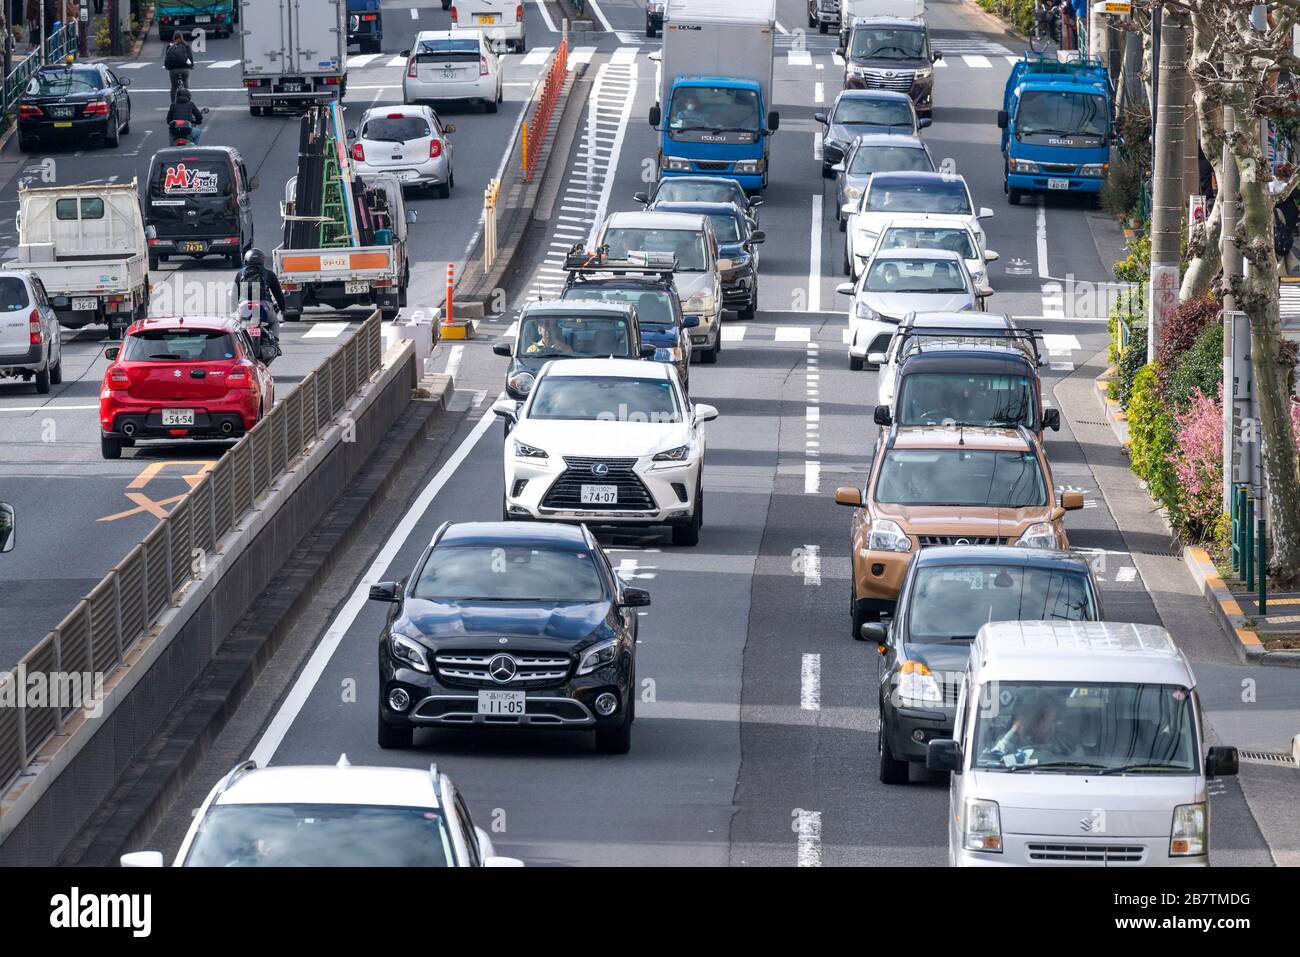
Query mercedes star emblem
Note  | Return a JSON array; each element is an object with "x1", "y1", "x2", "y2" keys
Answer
[
  {"x1": 488, "y1": 654, "x2": 517, "y2": 683},
  {"x1": 591, "y1": 462, "x2": 611, "y2": 477}
]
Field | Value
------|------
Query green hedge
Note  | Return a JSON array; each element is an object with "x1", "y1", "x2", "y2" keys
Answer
[
  {"x1": 1127, "y1": 363, "x2": 1184, "y2": 524},
  {"x1": 1115, "y1": 324, "x2": 1147, "y2": 409},
  {"x1": 976, "y1": 0, "x2": 1035, "y2": 34},
  {"x1": 1165, "y1": 323, "x2": 1224, "y2": 411}
]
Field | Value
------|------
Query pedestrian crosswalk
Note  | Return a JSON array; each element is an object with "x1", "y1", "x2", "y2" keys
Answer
[{"x1": 105, "y1": 46, "x2": 605, "y2": 74}]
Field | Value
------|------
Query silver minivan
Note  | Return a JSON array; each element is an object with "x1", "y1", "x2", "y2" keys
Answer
[
  {"x1": 927, "y1": 620, "x2": 1239, "y2": 867},
  {"x1": 0, "y1": 272, "x2": 63, "y2": 394}
]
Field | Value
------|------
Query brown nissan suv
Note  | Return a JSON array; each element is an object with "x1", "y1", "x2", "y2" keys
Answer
[{"x1": 833, "y1": 425, "x2": 1084, "y2": 636}]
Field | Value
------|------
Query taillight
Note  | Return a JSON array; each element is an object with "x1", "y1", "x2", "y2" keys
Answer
[
  {"x1": 108, "y1": 368, "x2": 130, "y2": 389},
  {"x1": 516, "y1": 3, "x2": 523, "y2": 21},
  {"x1": 450, "y1": 4, "x2": 457, "y2": 23},
  {"x1": 83, "y1": 101, "x2": 110, "y2": 116},
  {"x1": 407, "y1": 58, "x2": 418, "y2": 78},
  {"x1": 480, "y1": 55, "x2": 489, "y2": 76},
  {"x1": 352, "y1": 143, "x2": 365, "y2": 162},
  {"x1": 28, "y1": 310, "x2": 41, "y2": 344},
  {"x1": 429, "y1": 139, "x2": 442, "y2": 158},
  {"x1": 19, "y1": 104, "x2": 42, "y2": 119},
  {"x1": 361, "y1": 13, "x2": 377, "y2": 20},
  {"x1": 227, "y1": 367, "x2": 253, "y2": 387}
]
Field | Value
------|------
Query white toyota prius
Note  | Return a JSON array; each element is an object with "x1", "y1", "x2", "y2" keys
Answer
[{"x1": 492, "y1": 359, "x2": 717, "y2": 546}]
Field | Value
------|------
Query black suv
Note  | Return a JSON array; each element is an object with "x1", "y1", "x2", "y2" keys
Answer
[
  {"x1": 862, "y1": 546, "x2": 1102, "y2": 784},
  {"x1": 371, "y1": 521, "x2": 649, "y2": 754},
  {"x1": 838, "y1": 17, "x2": 940, "y2": 118}
]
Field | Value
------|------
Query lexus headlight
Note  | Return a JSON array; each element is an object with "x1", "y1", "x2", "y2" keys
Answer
[
  {"x1": 843, "y1": 185, "x2": 862, "y2": 200},
  {"x1": 1170, "y1": 803, "x2": 1207, "y2": 857},
  {"x1": 577, "y1": 637, "x2": 619, "y2": 675},
  {"x1": 963, "y1": 798, "x2": 1003, "y2": 853},
  {"x1": 1080, "y1": 163, "x2": 1108, "y2": 177},
  {"x1": 1009, "y1": 158, "x2": 1040, "y2": 174},
  {"x1": 507, "y1": 371, "x2": 535, "y2": 394},
  {"x1": 653, "y1": 346, "x2": 683, "y2": 363},
  {"x1": 389, "y1": 633, "x2": 430, "y2": 674},
  {"x1": 653, "y1": 444, "x2": 691, "y2": 462},
  {"x1": 896, "y1": 659, "x2": 942, "y2": 706},
  {"x1": 513, "y1": 439, "x2": 548, "y2": 460},
  {"x1": 685, "y1": 293, "x2": 716, "y2": 315},
  {"x1": 867, "y1": 518, "x2": 911, "y2": 552},
  {"x1": 1015, "y1": 522, "x2": 1057, "y2": 549}
]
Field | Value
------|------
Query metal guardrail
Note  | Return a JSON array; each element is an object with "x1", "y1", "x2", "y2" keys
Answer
[
  {"x1": 0, "y1": 314, "x2": 384, "y2": 798},
  {"x1": 2, "y1": 24, "x2": 79, "y2": 121}
]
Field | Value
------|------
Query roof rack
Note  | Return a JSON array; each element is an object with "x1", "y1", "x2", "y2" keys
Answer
[
  {"x1": 896, "y1": 326, "x2": 1043, "y2": 363},
  {"x1": 562, "y1": 243, "x2": 678, "y2": 282}
]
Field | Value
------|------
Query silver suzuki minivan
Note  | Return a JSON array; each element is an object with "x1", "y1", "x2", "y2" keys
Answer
[{"x1": 926, "y1": 620, "x2": 1239, "y2": 867}]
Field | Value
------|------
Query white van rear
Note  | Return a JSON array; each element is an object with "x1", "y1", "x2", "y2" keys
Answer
[{"x1": 451, "y1": 0, "x2": 526, "y2": 52}]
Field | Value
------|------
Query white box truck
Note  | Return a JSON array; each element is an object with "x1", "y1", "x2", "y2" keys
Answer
[
  {"x1": 240, "y1": 0, "x2": 348, "y2": 115},
  {"x1": 651, "y1": 0, "x2": 779, "y2": 191}
]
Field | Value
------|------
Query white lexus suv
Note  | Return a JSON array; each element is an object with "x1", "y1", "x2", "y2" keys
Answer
[{"x1": 493, "y1": 358, "x2": 718, "y2": 546}]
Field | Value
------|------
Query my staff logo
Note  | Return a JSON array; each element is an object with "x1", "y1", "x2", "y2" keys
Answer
[
  {"x1": 49, "y1": 888, "x2": 151, "y2": 937},
  {"x1": 163, "y1": 163, "x2": 219, "y2": 195}
]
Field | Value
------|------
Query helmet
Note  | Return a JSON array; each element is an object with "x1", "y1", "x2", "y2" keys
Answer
[
  {"x1": 175, "y1": 88, "x2": 191, "y2": 104},
  {"x1": 244, "y1": 248, "x2": 266, "y2": 268}
]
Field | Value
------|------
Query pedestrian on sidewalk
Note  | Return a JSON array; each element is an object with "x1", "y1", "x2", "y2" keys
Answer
[{"x1": 164, "y1": 30, "x2": 194, "y2": 102}]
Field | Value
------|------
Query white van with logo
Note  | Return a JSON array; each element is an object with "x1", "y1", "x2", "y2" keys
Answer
[{"x1": 928, "y1": 620, "x2": 1239, "y2": 867}]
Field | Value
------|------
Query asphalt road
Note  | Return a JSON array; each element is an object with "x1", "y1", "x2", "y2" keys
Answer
[
  {"x1": 0, "y1": 0, "x2": 554, "y2": 669},
  {"x1": 135, "y1": 0, "x2": 1298, "y2": 866}
]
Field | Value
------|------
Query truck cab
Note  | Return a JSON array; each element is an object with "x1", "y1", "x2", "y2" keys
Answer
[
  {"x1": 998, "y1": 53, "x2": 1114, "y2": 204},
  {"x1": 347, "y1": 0, "x2": 384, "y2": 54}
]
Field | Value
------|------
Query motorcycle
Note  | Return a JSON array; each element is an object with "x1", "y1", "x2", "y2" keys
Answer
[
  {"x1": 168, "y1": 107, "x2": 210, "y2": 147},
  {"x1": 236, "y1": 300, "x2": 282, "y2": 366}
]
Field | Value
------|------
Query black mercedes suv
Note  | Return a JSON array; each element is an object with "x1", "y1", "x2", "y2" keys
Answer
[{"x1": 371, "y1": 521, "x2": 648, "y2": 754}]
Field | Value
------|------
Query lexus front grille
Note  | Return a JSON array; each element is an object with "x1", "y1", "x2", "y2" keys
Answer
[{"x1": 541, "y1": 456, "x2": 657, "y2": 512}]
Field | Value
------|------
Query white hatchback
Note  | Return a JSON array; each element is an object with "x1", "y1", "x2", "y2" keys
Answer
[
  {"x1": 350, "y1": 105, "x2": 456, "y2": 197},
  {"x1": 402, "y1": 30, "x2": 503, "y2": 112}
]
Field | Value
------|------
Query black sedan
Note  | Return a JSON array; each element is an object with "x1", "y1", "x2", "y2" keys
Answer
[
  {"x1": 370, "y1": 521, "x2": 648, "y2": 754},
  {"x1": 17, "y1": 63, "x2": 131, "y2": 153}
]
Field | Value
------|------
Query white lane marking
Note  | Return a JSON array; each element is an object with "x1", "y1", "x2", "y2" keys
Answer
[
  {"x1": 806, "y1": 407, "x2": 820, "y2": 423},
  {"x1": 808, "y1": 194, "x2": 822, "y2": 313},
  {"x1": 801, "y1": 654, "x2": 821, "y2": 710},
  {"x1": 1036, "y1": 197, "x2": 1050, "y2": 279},
  {"x1": 410, "y1": 7, "x2": 419, "y2": 19},
  {"x1": 1116, "y1": 566, "x2": 1138, "y2": 582},
  {"x1": 534, "y1": 0, "x2": 558, "y2": 32},
  {"x1": 581, "y1": 59, "x2": 637, "y2": 246},
  {"x1": 721, "y1": 326, "x2": 746, "y2": 341},
  {"x1": 788, "y1": 50, "x2": 812, "y2": 66},
  {"x1": 1049, "y1": 361, "x2": 1075, "y2": 371},
  {"x1": 813, "y1": 135, "x2": 822, "y2": 162},
  {"x1": 832, "y1": 52, "x2": 845, "y2": 66},
  {"x1": 586, "y1": 0, "x2": 614, "y2": 31},
  {"x1": 776, "y1": 326, "x2": 811, "y2": 341},
  {"x1": 1042, "y1": 333, "x2": 1081, "y2": 355},
  {"x1": 804, "y1": 461, "x2": 821, "y2": 494},
  {"x1": 1005, "y1": 55, "x2": 1020, "y2": 65},
  {"x1": 611, "y1": 46, "x2": 638, "y2": 65},
  {"x1": 349, "y1": 53, "x2": 381, "y2": 68},
  {"x1": 444, "y1": 344, "x2": 464, "y2": 380},
  {"x1": 814, "y1": 81, "x2": 824, "y2": 104},
  {"x1": 521, "y1": 47, "x2": 554, "y2": 67},
  {"x1": 208, "y1": 60, "x2": 240, "y2": 69},
  {"x1": 962, "y1": 55, "x2": 992, "y2": 68},
  {"x1": 775, "y1": 20, "x2": 790, "y2": 34},
  {"x1": 118, "y1": 61, "x2": 150, "y2": 69},
  {"x1": 616, "y1": 558, "x2": 657, "y2": 580},
  {"x1": 302, "y1": 322, "x2": 349, "y2": 339},
  {"x1": 795, "y1": 810, "x2": 822, "y2": 866},
  {"x1": 504, "y1": 320, "x2": 519, "y2": 337},
  {"x1": 934, "y1": 58, "x2": 948, "y2": 68},
  {"x1": 802, "y1": 545, "x2": 822, "y2": 587},
  {"x1": 569, "y1": 46, "x2": 597, "y2": 68},
  {"x1": 0, "y1": 404, "x2": 97, "y2": 412},
  {"x1": 250, "y1": 403, "x2": 501, "y2": 766}
]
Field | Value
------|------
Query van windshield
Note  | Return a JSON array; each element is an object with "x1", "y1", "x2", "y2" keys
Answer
[{"x1": 971, "y1": 682, "x2": 1198, "y2": 773}]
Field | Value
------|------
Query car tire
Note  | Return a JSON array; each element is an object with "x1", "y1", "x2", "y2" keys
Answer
[
  {"x1": 821, "y1": 163, "x2": 834, "y2": 180},
  {"x1": 148, "y1": 254, "x2": 160, "y2": 270},
  {"x1": 594, "y1": 712, "x2": 632, "y2": 754},
  {"x1": 105, "y1": 114, "x2": 120, "y2": 148},
  {"x1": 849, "y1": 353, "x2": 863, "y2": 371},
  {"x1": 502, "y1": 493, "x2": 510, "y2": 521},
  {"x1": 50, "y1": 357, "x2": 63, "y2": 385},
  {"x1": 1008, "y1": 187, "x2": 1022, "y2": 206},
  {"x1": 101, "y1": 433, "x2": 123, "y2": 460},
  {"x1": 377, "y1": 713, "x2": 413, "y2": 750},
  {"x1": 808, "y1": 13, "x2": 817, "y2": 27},
  {"x1": 843, "y1": 246, "x2": 852, "y2": 276},
  {"x1": 34, "y1": 366, "x2": 50, "y2": 394},
  {"x1": 121, "y1": 112, "x2": 130, "y2": 135},
  {"x1": 17, "y1": 136, "x2": 34, "y2": 154},
  {"x1": 879, "y1": 731, "x2": 910, "y2": 784},
  {"x1": 363, "y1": 38, "x2": 382, "y2": 55},
  {"x1": 820, "y1": 22, "x2": 829, "y2": 34},
  {"x1": 486, "y1": 94, "x2": 499, "y2": 113},
  {"x1": 739, "y1": 288, "x2": 757, "y2": 320},
  {"x1": 672, "y1": 487, "x2": 702, "y2": 546},
  {"x1": 699, "y1": 335, "x2": 719, "y2": 364},
  {"x1": 433, "y1": 180, "x2": 451, "y2": 198}
]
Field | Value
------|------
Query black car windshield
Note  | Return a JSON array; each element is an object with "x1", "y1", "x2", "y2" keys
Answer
[
  {"x1": 707, "y1": 212, "x2": 743, "y2": 244},
  {"x1": 0, "y1": 277, "x2": 31, "y2": 311},
  {"x1": 183, "y1": 804, "x2": 454, "y2": 867},
  {"x1": 972, "y1": 682, "x2": 1197, "y2": 773},
  {"x1": 363, "y1": 116, "x2": 430, "y2": 142},
  {"x1": 602, "y1": 228, "x2": 707, "y2": 271},
  {"x1": 866, "y1": 180, "x2": 971, "y2": 214},
  {"x1": 27, "y1": 69, "x2": 102, "y2": 96},
  {"x1": 880, "y1": 226, "x2": 975, "y2": 258},
  {"x1": 121, "y1": 329, "x2": 237, "y2": 362},
  {"x1": 517, "y1": 314, "x2": 631, "y2": 358},
  {"x1": 654, "y1": 180, "x2": 745, "y2": 207},
  {"x1": 528, "y1": 375, "x2": 682, "y2": 422},
  {"x1": 667, "y1": 86, "x2": 761, "y2": 137},
  {"x1": 1017, "y1": 90, "x2": 1108, "y2": 137},
  {"x1": 849, "y1": 144, "x2": 934, "y2": 175},
  {"x1": 897, "y1": 373, "x2": 1036, "y2": 428},
  {"x1": 834, "y1": 98, "x2": 914, "y2": 128},
  {"x1": 907, "y1": 565, "x2": 1096, "y2": 641},
  {"x1": 414, "y1": 543, "x2": 606, "y2": 602},
  {"x1": 865, "y1": 258, "x2": 968, "y2": 294},
  {"x1": 564, "y1": 287, "x2": 678, "y2": 328},
  {"x1": 875, "y1": 449, "x2": 1047, "y2": 506},
  {"x1": 851, "y1": 28, "x2": 927, "y2": 60}
]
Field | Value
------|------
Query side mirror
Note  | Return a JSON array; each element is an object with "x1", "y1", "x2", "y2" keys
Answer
[
  {"x1": 368, "y1": 581, "x2": 402, "y2": 603},
  {"x1": 640, "y1": 344, "x2": 657, "y2": 358},
  {"x1": 0, "y1": 502, "x2": 14, "y2": 553},
  {"x1": 834, "y1": 486, "x2": 863, "y2": 507},
  {"x1": 104, "y1": 346, "x2": 120, "y2": 361},
  {"x1": 400, "y1": 50, "x2": 411, "y2": 58},
  {"x1": 620, "y1": 586, "x2": 652, "y2": 608},
  {"x1": 767, "y1": 110, "x2": 779, "y2": 132},
  {"x1": 648, "y1": 104, "x2": 662, "y2": 127},
  {"x1": 633, "y1": 191, "x2": 649, "y2": 206},
  {"x1": 835, "y1": 282, "x2": 854, "y2": 296},
  {"x1": 1043, "y1": 407, "x2": 1061, "y2": 431},
  {"x1": 867, "y1": 352, "x2": 887, "y2": 366},
  {"x1": 1205, "y1": 745, "x2": 1239, "y2": 778},
  {"x1": 813, "y1": 112, "x2": 828, "y2": 125},
  {"x1": 978, "y1": 207, "x2": 994, "y2": 220},
  {"x1": 749, "y1": 230, "x2": 766, "y2": 244},
  {"x1": 491, "y1": 397, "x2": 520, "y2": 422},
  {"x1": 258, "y1": 343, "x2": 278, "y2": 363},
  {"x1": 492, "y1": 340, "x2": 512, "y2": 357},
  {"x1": 926, "y1": 738, "x2": 962, "y2": 773},
  {"x1": 647, "y1": 50, "x2": 662, "y2": 63},
  {"x1": 683, "y1": 314, "x2": 699, "y2": 328},
  {"x1": 860, "y1": 622, "x2": 887, "y2": 645},
  {"x1": 830, "y1": 163, "x2": 846, "y2": 173},
  {"x1": 121, "y1": 77, "x2": 131, "y2": 87},
  {"x1": 835, "y1": 47, "x2": 846, "y2": 59},
  {"x1": 873, "y1": 405, "x2": 892, "y2": 426},
  {"x1": 984, "y1": 249, "x2": 999, "y2": 262},
  {"x1": 932, "y1": 51, "x2": 943, "y2": 62},
  {"x1": 119, "y1": 851, "x2": 165, "y2": 868},
  {"x1": 1060, "y1": 490, "x2": 1085, "y2": 510},
  {"x1": 918, "y1": 117, "x2": 932, "y2": 129},
  {"x1": 694, "y1": 403, "x2": 719, "y2": 423},
  {"x1": 996, "y1": 110, "x2": 1008, "y2": 130},
  {"x1": 975, "y1": 285, "x2": 994, "y2": 299},
  {"x1": 483, "y1": 856, "x2": 526, "y2": 867},
  {"x1": 445, "y1": 123, "x2": 456, "y2": 134}
]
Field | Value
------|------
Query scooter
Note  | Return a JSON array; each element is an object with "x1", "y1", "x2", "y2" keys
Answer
[
  {"x1": 236, "y1": 300, "x2": 282, "y2": 366},
  {"x1": 168, "y1": 108, "x2": 210, "y2": 147}
]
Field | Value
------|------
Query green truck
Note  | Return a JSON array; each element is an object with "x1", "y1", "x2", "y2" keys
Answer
[{"x1": 157, "y1": 1, "x2": 238, "y2": 41}]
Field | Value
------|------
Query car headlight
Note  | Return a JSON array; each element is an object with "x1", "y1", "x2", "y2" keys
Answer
[
  {"x1": 1080, "y1": 163, "x2": 1108, "y2": 177},
  {"x1": 824, "y1": 138, "x2": 846, "y2": 156},
  {"x1": 685, "y1": 293, "x2": 716, "y2": 315},
  {"x1": 513, "y1": 439, "x2": 548, "y2": 460},
  {"x1": 653, "y1": 346, "x2": 684, "y2": 363},
  {"x1": 389, "y1": 633, "x2": 430, "y2": 674},
  {"x1": 963, "y1": 798, "x2": 1002, "y2": 853},
  {"x1": 1009, "y1": 158, "x2": 1040, "y2": 174},
  {"x1": 1170, "y1": 803, "x2": 1207, "y2": 857},
  {"x1": 507, "y1": 371, "x2": 535, "y2": 394},
  {"x1": 915, "y1": 67, "x2": 932, "y2": 80},
  {"x1": 577, "y1": 637, "x2": 619, "y2": 675},
  {"x1": 896, "y1": 659, "x2": 942, "y2": 706},
  {"x1": 843, "y1": 185, "x2": 862, "y2": 200},
  {"x1": 733, "y1": 160, "x2": 761, "y2": 174},
  {"x1": 867, "y1": 517, "x2": 911, "y2": 552},
  {"x1": 664, "y1": 156, "x2": 691, "y2": 171},
  {"x1": 854, "y1": 300, "x2": 877, "y2": 321},
  {"x1": 653, "y1": 444, "x2": 691, "y2": 462},
  {"x1": 1015, "y1": 522, "x2": 1057, "y2": 549},
  {"x1": 849, "y1": 64, "x2": 869, "y2": 77}
]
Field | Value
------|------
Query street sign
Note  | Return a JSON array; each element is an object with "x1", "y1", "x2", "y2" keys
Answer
[
  {"x1": 1189, "y1": 195, "x2": 1207, "y2": 227},
  {"x1": 1149, "y1": 264, "x2": 1179, "y2": 359},
  {"x1": 1096, "y1": 1, "x2": 1132, "y2": 15}
]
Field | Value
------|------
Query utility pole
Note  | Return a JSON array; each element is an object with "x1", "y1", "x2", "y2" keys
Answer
[
  {"x1": 1089, "y1": 2, "x2": 1109, "y2": 70},
  {"x1": 1221, "y1": 107, "x2": 1242, "y2": 513},
  {"x1": 1148, "y1": 7, "x2": 1187, "y2": 361},
  {"x1": 108, "y1": 0, "x2": 121, "y2": 56}
]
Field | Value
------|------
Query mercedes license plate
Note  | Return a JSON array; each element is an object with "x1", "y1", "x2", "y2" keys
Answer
[
  {"x1": 345, "y1": 280, "x2": 369, "y2": 294},
  {"x1": 477, "y1": 690, "x2": 525, "y2": 715},
  {"x1": 1047, "y1": 178, "x2": 1070, "y2": 190},
  {"x1": 580, "y1": 484, "x2": 618, "y2": 504},
  {"x1": 161, "y1": 409, "x2": 195, "y2": 426},
  {"x1": 72, "y1": 297, "x2": 97, "y2": 311}
]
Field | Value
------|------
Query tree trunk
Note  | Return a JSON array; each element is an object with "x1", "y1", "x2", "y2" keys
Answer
[
  {"x1": 1149, "y1": 16, "x2": 1187, "y2": 361},
  {"x1": 1180, "y1": 15, "x2": 1226, "y2": 301}
]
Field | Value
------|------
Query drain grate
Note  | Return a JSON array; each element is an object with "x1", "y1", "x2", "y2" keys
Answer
[
  {"x1": 1075, "y1": 419, "x2": 1108, "y2": 426},
  {"x1": 1237, "y1": 750, "x2": 1297, "y2": 767}
]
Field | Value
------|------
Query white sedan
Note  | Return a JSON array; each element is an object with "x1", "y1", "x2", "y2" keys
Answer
[
  {"x1": 402, "y1": 30, "x2": 503, "y2": 112},
  {"x1": 492, "y1": 358, "x2": 718, "y2": 546}
]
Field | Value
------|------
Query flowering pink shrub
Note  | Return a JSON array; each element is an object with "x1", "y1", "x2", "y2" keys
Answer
[{"x1": 1169, "y1": 386, "x2": 1224, "y2": 534}]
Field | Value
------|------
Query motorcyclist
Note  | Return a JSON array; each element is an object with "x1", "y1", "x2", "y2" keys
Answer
[
  {"x1": 166, "y1": 88, "x2": 203, "y2": 144},
  {"x1": 236, "y1": 248, "x2": 286, "y2": 343}
]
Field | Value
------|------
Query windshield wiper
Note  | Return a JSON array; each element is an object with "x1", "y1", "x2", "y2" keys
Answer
[
  {"x1": 1099, "y1": 763, "x2": 1185, "y2": 775},
  {"x1": 1004, "y1": 760, "x2": 1108, "y2": 772}
]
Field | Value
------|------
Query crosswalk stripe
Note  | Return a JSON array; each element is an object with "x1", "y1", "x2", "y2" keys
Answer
[
  {"x1": 348, "y1": 53, "x2": 382, "y2": 68},
  {"x1": 721, "y1": 327, "x2": 746, "y2": 342},
  {"x1": 934, "y1": 58, "x2": 948, "y2": 68},
  {"x1": 788, "y1": 50, "x2": 813, "y2": 66},
  {"x1": 520, "y1": 47, "x2": 554, "y2": 67},
  {"x1": 303, "y1": 322, "x2": 348, "y2": 339},
  {"x1": 208, "y1": 59, "x2": 240, "y2": 69},
  {"x1": 775, "y1": 326, "x2": 811, "y2": 342},
  {"x1": 118, "y1": 61, "x2": 150, "y2": 69},
  {"x1": 611, "y1": 47, "x2": 639, "y2": 65},
  {"x1": 962, "y1": 55, "x2": 992, "y2": 68},
  {"x1": 831, "y1": 53, "x2": 845, "y2": 66},
  {"x1": 387, "y1": 55, "x2": 408, "y2": 67},
  {"x1": 569, "y1": 46, "x2": 597, "y2": 67},
  {"x1": 1005, "y1": 55, "x2": 1020, "y2": 65}
]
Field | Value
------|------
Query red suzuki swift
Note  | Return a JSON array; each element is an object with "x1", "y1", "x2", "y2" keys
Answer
[{"x1": 99, "y1": 316, "x2": 275, "y2": 459}]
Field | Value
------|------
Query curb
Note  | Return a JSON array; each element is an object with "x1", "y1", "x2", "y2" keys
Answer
[
  {"x1": 1092, "y1": 366, "x2": 1130, "y2": 447},
  {"x1": 1178, "y1": 546, "x2": 1296, "y2": 666}
]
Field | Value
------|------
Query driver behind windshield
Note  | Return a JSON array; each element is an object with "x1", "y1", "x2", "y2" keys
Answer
[
  {"x1": 991, "y1": 692, "x2": 1078, "y2": 760},
  {"x1": 525, "y1": 318, "x2": 573, "y2": 355}
]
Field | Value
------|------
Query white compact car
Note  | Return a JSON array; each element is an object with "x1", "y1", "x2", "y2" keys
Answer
[
  {"x1": 867, "y1": 215, "x2": 999, "y2": 288},
  {"x1": 120, "y1": 755, "x2": 523, "y2": 867},
  {"x1": 0, "y1": 271, "x2": 63, "y2": 394},
  {"x1": 350, "y1": 105, "x2": 456, "y2": 196},
  {"x1": 402, "y1": 30, "x2": 503, "y2": 112},
  {"x1": 451, "y1": 0, "x2": 526, "y2": 53},
  {"x1": 493, "y1": 358, "x2": 718, "y2": 546}
]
